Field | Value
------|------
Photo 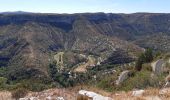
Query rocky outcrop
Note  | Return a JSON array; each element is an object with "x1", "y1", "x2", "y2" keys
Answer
[{"x1": 54, "y1": 52, "x2": 64, "y2": 70}]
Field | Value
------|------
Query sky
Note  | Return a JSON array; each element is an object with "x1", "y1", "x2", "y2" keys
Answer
[{"x1": 0, "y1": 0, "x2": 169, "y2": 14}]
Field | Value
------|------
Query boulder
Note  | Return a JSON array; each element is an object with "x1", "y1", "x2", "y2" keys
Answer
[
  {"x1": 78, "y1": 90, "x2": 112, "y2": 100},
  {"x1": 19, "y1": 98, "x2": 29, "y2": 100},
  {"x1": 116, "y1": 70, "x2": 130, "y2": 85},
  {"x1": 151, "y1": 59, "x2": 165, "y2": 75},
  {"x1": 132, "y1": 90, "x2": 145, "y2": 96},
  {"x1": 57, "y1": 97, "x2": 64, "y2": 100},
  {"x1": 164, "y1": 74, "x2": 170, "y2": 87}
]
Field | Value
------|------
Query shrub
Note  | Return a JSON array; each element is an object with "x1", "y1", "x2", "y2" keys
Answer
[
  {"x1": 135, "y1": 48, "x2": 153, "y2": 71},
  {"x1": 144, "y1": 48, "x2": 153, "y2": 63},
  {"x1": 117, "y1": 69, "x2": 166, "y2": 91},
  {"x1": 117, "y1": 70, "x2": 151, "y2": 91},
  {"x1": 0, "y1": 77, "x2": 7, "y2": 89},
  {"x1": 96, "y1": 75, "x2": 115, "y2": 92},
  {"x1": 48, "y1": 61, "x2": 77, "y2": 87},
  {"x1": 128, "y1": 70, "x2": 136, "y2": 77},
  {"x1": 0, "y1": 77, "x2": 7, "y2": 85},
  {"x1": 11, "y1": 88, "x2": 28, "y2": 99},
  {"x1": 25, "y1": 83, "x2": 48, "y2": 92},
  {"x1": 135, "y1": 53, "x2": 145, "y2": 71}
]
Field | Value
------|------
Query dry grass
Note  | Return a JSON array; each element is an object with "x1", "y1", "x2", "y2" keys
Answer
[
  {"x1": 77, "y1": 94, "x2": 92, "y2": 100},
  {"x1": 159, "y1": 88, "x2": 170, "y2": 99},
  {"x1": 11, "y1": 88, "x2": 28, "y2": 100},
  {"x1": 2, "y1": 87, "x2": 170, "y2": 100},
  {"x1": 0, "y1": 91, "x2": 13, "y2": 100},
  {"x1": 143, "y1": 88, "x2": 160, "y2": 96},
  {"x1": 110, "y1": 93, "x2": 146, "y2": 100}
]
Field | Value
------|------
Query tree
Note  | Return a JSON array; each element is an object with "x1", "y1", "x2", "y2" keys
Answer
[
  {"x1": 48, "y1": 61, "x2": 58, "y2": 79},
  {"x1": 135, "y1": 53, "x2": 145, "y2": 71},
  {"x1": 144, "y1": 48, "x2": 153, "y2": 63},
  {"x1": 135, "y1": 48, "x2": 153, "y2": 71}
]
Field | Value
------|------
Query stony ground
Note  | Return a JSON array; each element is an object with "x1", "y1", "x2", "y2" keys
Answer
[{"x1": 1, "y1": 87, "x2": 170, "y2": 100}]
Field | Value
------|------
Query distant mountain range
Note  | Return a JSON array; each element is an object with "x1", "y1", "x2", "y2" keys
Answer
[{"x1": 0, "y1": 11, "x2": 34, "y2": 14}]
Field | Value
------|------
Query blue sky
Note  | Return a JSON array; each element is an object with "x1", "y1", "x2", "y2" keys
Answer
[{"x1": 0, "y1": 0, "x2": 169, "y2": 13}]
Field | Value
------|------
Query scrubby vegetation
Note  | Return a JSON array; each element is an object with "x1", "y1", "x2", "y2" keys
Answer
[
  {"x1": 0, "y1": 66, "x2": 52, "y2": 92},
  {"x1": 0, "y1": 49, "x2": 169, "y2": 98},
  {"x1": 88, "y1": 50, "x2": 169, "y2": 92},
  {"x1": 117, "y1": 70, "x2": 165, "y2": 91},
  {"x1": 0, "y1": 77, "x2": 7, "y2": 90},
  {"x1": 38, "y1": 49, "x2": 166, "y2": 93},
  {"x1": 48, "y1": 61, "x2": 75, "y2": 87},
  {"x1": 48, "y1": 61, "x2": 96, "y2": 88}
]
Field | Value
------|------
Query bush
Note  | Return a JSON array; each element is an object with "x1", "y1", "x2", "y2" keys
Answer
[
  {"x1": 117, "y1": 70, "x2": 151, "y2": 91},
  {"x1": 135, "y1": 48, "x2": 153, "y2": 71},
  {"x1": 96, "y1": 75, "x2": 115, "y2": 92},
  {"x1": 23, "y1": 82, "x2": 49, "y2": 92},
  {"x1": 135, "y1": 54, "x2": 144, "y2": 71},
  {"x1": 11, "y1": 88, "x2": 28, "y2": 99},
  {"x1": 144, "y1": 48, "x2": 153, "y2": 63},
  {"x1": 0, "y1": 77, "x2": 7, "y2": 89},
  {"x1": 48, "y1": 61, "x2": 76, "y2": 87},
  {"x1": 117, "y1": 69, "x2": 166, "y2": 91},
  {"x1": 16, "y1": 79, "x2": 51, "y2": 92},
  {"x1": 128, "y1": 70, "x2": 136, "y2": 77},
  {"x1": 0, "y1": 67, "x2": 7, "y2": 76}
]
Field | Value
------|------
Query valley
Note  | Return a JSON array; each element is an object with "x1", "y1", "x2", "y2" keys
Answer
[{"x1": 0, "y1": 12, "x2": 170, "y2": 100}]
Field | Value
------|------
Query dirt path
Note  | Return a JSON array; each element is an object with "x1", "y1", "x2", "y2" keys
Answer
[{"x1": 74, "y1": 56, "x2": 96, "y2": 72}]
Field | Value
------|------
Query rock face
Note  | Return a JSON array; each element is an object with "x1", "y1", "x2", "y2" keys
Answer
[
  {"x1": 151, "y1": 59, "x2": 165, "y2": 75},
  {"x1": 54, "y1": 52, "x2": 64, "y2": 69},
  {"x1": 116, "y1": 70, "x2": 130, "y2": 85}
]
